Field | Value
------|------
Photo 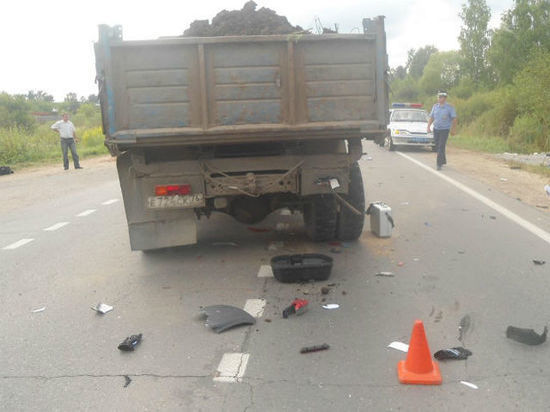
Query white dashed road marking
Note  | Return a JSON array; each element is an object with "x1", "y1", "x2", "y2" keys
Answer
[
  {"x1": 3, "y1": 238, "x2": 34, "y2": 250},
  {"x1": 43, "y1": 222, "x2": 70, "y2": 231},
  {"x1": 257, "y1": 265, "x2": 274, "y2": 278},
  {"x1": 77, "y1": 209, "x2": 97, "y2": 217},
  {"x1": 101, "y1": 199, "x2": 119, "y2": 205},
  {"x1": 214, "y1": 353, "x2": 250, "y2": 383},
  {"x1": 397, "y1": 152, "x2": 550, "y2": 245},
  {"x1": 243, "y1": 299, "x2": 266, "y2": 318}
]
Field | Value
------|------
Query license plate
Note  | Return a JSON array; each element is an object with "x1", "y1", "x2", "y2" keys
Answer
[
  {"x1": 147, "y1": 193, "x2": 205, "y2": 209},
  {"x1": 410, "y1": 138, "x2": 429, "y2": 143}
]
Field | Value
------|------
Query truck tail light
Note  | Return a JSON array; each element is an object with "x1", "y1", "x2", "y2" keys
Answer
[{"x1": 155, "y1": 184, "x2": 191, "y2": 196}]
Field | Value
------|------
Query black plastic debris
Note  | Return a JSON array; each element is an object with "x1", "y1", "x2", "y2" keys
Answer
[
  {"x1": 434, "y1": 347, "x2": 472, "y2": 360},
  {"x1": 271, "y1": 254, "x2": 332, "y2": 283},
  {"x1": 533, "y1": 260, "x2": 546, "y2": 265},
  {"x1": 506, "y1": 326, "x2": 548, "y2": 345},
  {"x1": 458, "y1": 315, "x2": 472, "y2": 343},
  {"x1": 123, "y1": 375, "x2": 132, "y2": 388},
  {"x1": 118, "y1": 334, "x2": 142, "y2": 351},
  {"x1": 201, "y1": 305, "x2": 256, "y2": 333},
  {"x1": 301, "y1": 343, "x2": 330, "y2": 354},
  {"x1": 321, "y1": 287, "x2": 330, "y2": 295},
  {"x1": 0, "y1": 166, "x2": 14, "y2": 175}
]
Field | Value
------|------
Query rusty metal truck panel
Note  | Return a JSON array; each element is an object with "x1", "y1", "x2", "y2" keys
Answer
[{"x1": 95, "y1": 19, "x2": 388, "y2": 149}]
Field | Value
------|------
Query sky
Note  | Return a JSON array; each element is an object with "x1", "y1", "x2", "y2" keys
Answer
[{"x1": 0, "y1": 0, "x2": 512, "y2": 101}]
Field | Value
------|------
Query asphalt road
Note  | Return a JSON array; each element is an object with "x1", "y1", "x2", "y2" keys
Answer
[{"x1": 1, "y1": 142, "x2": 549, "y2": 411}]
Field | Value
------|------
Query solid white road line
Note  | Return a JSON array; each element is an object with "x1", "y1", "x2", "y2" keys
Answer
[
  {"x1": 77, "y1": 209, "x2": 97, "y2": 217},
  {"x1": 101, "y1": 199, "x2": 119, "y2": 205},
  {"x1": 3, "y1": 238, "x2": 34, "y2": 250},
  {"x1": 213, "y1": 353, "x2": 250, "y2": 383},
  {"x1": 243, "y1": 299, "x2": 266, "y2": 318},
  {"x1": 397, "y1": 152, "x2": 550, "y2": 245},
  {"x1": 43, "y1": 222, "x2": 70, "y2": 231},
  {"x1": 257, "y1": 265, "x2": 274, "y2": 278}
]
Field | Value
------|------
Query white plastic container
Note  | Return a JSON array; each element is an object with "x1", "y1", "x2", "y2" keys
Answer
[{"x1": 367, "y1": 201, "x2": 393, "y2": 238}]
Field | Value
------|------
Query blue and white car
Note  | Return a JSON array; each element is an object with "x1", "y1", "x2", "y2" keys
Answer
[{"x1": 386, "y1": 103, "x2": 435, "y2": 151}]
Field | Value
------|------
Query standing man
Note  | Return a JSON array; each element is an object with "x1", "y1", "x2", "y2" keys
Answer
[
  {"x1": 427, "y1": 91, "x2": 457, "y2": 170},
  {"x1": 51, "y1": 113, "x2": 82, "y2": 170}
]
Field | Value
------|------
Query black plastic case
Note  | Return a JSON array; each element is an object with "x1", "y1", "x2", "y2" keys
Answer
[{"x1": 270, "y1": 254, "x2": 333, "y2": 283}]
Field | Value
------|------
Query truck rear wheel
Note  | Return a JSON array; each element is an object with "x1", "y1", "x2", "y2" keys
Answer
[
  {"x1": 303, "y1": 195, "x2": 338, "y2": 241},
  {"x1": 336, "y1": 162, "x2": 365, "y2": 241}
]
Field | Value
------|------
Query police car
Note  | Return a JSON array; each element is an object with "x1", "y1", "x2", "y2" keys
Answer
[{"x1": 386, "y1": 103, "x2": 435, "y2": 151}]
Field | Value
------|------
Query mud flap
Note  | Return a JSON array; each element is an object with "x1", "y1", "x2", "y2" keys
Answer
[{"x1": 128, "y1": 214, "x2": 196, "y2": 251}]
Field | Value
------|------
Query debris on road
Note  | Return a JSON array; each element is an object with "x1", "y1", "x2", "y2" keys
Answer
[
  {"x1": 500, "y1": 177, "x2": 508, "y2": 182},
  {"x1": 489, "y1": 215, "x2": 497, "y2": 220},
  {"x1": 123, "y1": 375, "x2": 132, "y2": 388},
  {"x1": 183, "y1": 1, "x2": 304, "y2": 37},
  {"x1": 376, "y1": 272, "x2": 395, "y2": 277},
  {"x1": 506, "y1": 325, "x2": 548, "y2": 345},
  {"x1": 533, "y1": 260, "x2": 546, "y2": 265},
  {"x1": 247, "y1": 227, "x2": 271, "y2": 233},
  {"x1": 460, "y1": 380, "x2": 479, "y2": 389},
  {"x1": 388, "y1": 341, "x2": 409, "y2": 352},
  {"x1": 458, "y1": 314, "x2": 472, "y2": 344},
  {"x1": 0, "y1": 166, "x2": 14, "y2": 175},
  {"x1": 212, "y1": 242, "x2": 239, "y2": 247},
  {"x1": 271, "y1": 254, "x2": 333, "y2": 283},
  {"x1": 275, "y1": 223, "x2": 290, "y2": 232},
  {"x1": 282, "y1": 299, "x2": 309, "y2": 318},
  {"x1": 300, "y1": 343, "x2": 330, "y2": 354},
  {"x1": 267, "y1": 241, "x2": 284, "y2": 251},
  {"x1": 321, "y1": 286, "x2": 330, "y2": 295},
  {"x1": 118, "y1": 333, "x2": 143, "y2": 351},
  {"x1": 397, "y1": 261, "x2": 404, "y2": 267},
  {"x1": 322, "y1": 303, "x2": 340, "y2": 310},
  {"x1": 31, "y1": 307, "x2": 46, "y2": 313},
  {"x1": 434, "y1": 347, "x2": 472, "y2": 360},
  {"x1": 545, "y1": 184, "x2": 550, "y2": 197},
  {"x1": 201, "y1": 305, "x2": 256, "y2": 333},
  {"x1": 367, "y1": 201, "x2": 394, "y2": 237},
  {"x1": 91, "y1": 303, "x2": 113, "y2": 314}
]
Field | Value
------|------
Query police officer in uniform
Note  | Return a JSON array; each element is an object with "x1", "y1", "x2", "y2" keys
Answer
[{"x1": 427, "y1": 91, "x2": 457, "y2": 170}]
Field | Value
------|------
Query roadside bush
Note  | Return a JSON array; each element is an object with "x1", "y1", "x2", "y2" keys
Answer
[
  {"x1": 508, "y1": 115, "x2": 544, "y2": 153},
  {"x1": 80, "y1": 126, "x2": 104, "y2": 147}
]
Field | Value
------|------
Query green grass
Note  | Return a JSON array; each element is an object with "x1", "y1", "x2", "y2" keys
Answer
[
  {"x1": 0, "y1": 125, "x2": 108, "y2": 169},
  {"x1": 448, "y1": 133, "x2": 512, "y2": 153}
]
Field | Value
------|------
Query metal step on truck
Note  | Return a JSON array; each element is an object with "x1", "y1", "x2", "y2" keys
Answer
[{"x1": 94, "y1": 17, "x2": 389, "y2": 251}]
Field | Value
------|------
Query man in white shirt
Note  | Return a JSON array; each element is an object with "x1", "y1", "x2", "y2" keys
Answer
[{"x1": 51, "y1": 113, "x2": 82, "y2": 170}]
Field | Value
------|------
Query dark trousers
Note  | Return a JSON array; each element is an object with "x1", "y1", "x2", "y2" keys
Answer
[
  {"x1": 60, "y1": 138, "x2": 80, "y2": 169},
  {"x1": 434, "y1": 129, "x2": 450, "y2": 167}
]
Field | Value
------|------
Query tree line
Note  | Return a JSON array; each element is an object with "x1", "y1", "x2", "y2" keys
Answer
[
  {"x1": 390, "y1": 0, "x2": 550, "y2": 152},
  {"x1": 0, "y1": 91, "x2": 99, "y2": 131}
]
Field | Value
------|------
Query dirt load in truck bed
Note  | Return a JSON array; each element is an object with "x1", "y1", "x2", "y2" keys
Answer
[{"x1": 183, "y1": 1, "x2": 304, "y2": 36}]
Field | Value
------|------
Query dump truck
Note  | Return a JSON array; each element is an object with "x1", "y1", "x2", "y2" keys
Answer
[{"x1": 94, "y1": 18, "x2": 389, "y2": 250}]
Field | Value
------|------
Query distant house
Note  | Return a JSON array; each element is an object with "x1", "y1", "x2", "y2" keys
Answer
[{"x1": 32, "y1": 111, "x2": 59, "y2": 124}]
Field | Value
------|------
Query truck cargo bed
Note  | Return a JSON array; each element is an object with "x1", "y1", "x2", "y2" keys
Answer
[{"x1": 95, "y1": 19, "x2": 388, "y2": 149}]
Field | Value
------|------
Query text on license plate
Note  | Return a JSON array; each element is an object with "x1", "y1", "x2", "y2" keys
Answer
[{"x1": 147, "y1": 193, "x2": 205, "y2": 209}]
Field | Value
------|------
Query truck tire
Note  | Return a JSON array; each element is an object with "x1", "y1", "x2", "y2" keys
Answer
[
  {"x1": 303, "y1": 195, "x2": 338, "y2": 241},
  {"x1": 336, "y1": 162, "x2": 365, "y2": 241}
]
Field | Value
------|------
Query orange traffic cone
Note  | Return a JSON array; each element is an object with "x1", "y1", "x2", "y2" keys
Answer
[{"x1": 397, "y1": 320, "x2": 442, "y2": 385}]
